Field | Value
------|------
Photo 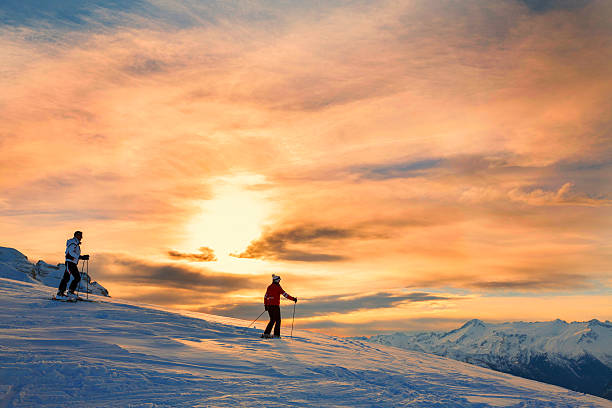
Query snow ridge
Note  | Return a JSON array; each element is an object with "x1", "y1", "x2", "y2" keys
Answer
[{"x1": 0, "y1": 247, "x2": 109, "y2": 296}]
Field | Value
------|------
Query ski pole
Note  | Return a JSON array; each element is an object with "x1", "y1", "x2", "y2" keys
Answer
[
  {"x1": 291, "y1": 302, "x2": 296, "y2": 339},
  {"x1": 86, "y1": 258, "x2": 89, "y2": 300},
  {"x1": 77, "y1": 261, "x2": 85, "y2": 298},
  {"x1": 247, "y1": 310, "x2": 266, "y2": 330}
]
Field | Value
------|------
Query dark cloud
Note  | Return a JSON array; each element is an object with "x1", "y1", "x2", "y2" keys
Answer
[
  {"x1": 519, "y1": 0, "x2": 592, "y2": 13},
  {"x1": 556, "y1": 158, "x2": 612, "y2": 173},
  {"x1": 168, "y1": 247, "x2": 217, "y2": 262},
  {"x1": 199, "y1": 291, "x2": 457, "y2": 320},
  {"x1": 296, "y1": 292, "x2": 454, "y2": 317},
  {"x1": 231, "y1": 226, "x2": 353, "y2": 262},
  {"x1": 231, "y1": 214, "x2": 468, "y2": 263},
  {"x1": 119, "y1": 289, "x2": 212, "y2": 306},
  {"x1": 91, "y1": 253, "x2": 256, "y2": 292}
]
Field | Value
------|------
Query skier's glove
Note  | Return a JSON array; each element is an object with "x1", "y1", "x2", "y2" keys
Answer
[
  {"x1": 80, "y1": 254, "x2": 90, "y2": 260},
  {"x1": 294, "y1": 298, "x2": 298, "y2": 303}
]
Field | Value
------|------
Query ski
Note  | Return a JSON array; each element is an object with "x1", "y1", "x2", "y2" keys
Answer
[
  {"x1": 51, "y1": 296, "x2": 77, "y2": 303},
  {"x1": 51, "y1": 296, "x2": 98, "y2": 303}
]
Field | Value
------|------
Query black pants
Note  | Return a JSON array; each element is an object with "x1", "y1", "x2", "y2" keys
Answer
[
  {"x1": 58, "y1": 262, "x2": 81, "y2": 293},
  {"x1": 264, "y1": 305, "x2": 281, "y2": 336}
]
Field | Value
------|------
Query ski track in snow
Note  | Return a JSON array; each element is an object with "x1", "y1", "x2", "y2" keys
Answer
[{"x1": 0, "y1": 278, "x2": 610, "y2": 408}]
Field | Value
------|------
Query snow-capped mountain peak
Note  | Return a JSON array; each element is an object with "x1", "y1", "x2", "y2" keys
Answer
[{"x1": 441, "y1": 318, "x2": 487, "y2": 342}]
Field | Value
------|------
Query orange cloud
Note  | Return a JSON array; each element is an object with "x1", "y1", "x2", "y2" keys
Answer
[
  {"x1": 508, "y1": 182, "x2": 612, "y2": 206},
  {"x1": 168, "y1": 247, "x2": 218, "y2": 262}
]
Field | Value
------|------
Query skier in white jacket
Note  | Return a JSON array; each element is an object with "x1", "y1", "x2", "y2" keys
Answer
[{"x1": 56, "y1": 231, "x2": 89, "y2": 299}]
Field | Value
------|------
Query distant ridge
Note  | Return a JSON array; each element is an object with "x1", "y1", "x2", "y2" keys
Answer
[{"x1": 358, "y1": 319, "x2": 612, "y2": 400}]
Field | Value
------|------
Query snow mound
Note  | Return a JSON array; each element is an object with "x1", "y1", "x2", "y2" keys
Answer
[
  {"x1": 0, "y1": 278, "x2": 610, "y2": 407},
  {"x1": 0, "y1": 247, "x2": 37, "y2": 283},
  {"x1": 0, "y1": 247, "x2": 109, "y2": 296}
]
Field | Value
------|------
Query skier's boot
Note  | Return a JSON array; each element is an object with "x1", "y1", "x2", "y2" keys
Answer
[
  {"x1": 66, "y1": 291, "x2": 77, "y2": 300},
  {"x1": 273, "y1": 334, "x2": 281, "y2": 339},
  {"x1": 55, "y1": 291, "x2": 67, "y2": 300},
  {"x1": 261, "y1": 333, "x2": 273, "y2": 339}
]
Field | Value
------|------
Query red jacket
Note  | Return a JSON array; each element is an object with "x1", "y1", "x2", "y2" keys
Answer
[{"x1": 264, "y1": 283, "x2": 295, "y2": 305}]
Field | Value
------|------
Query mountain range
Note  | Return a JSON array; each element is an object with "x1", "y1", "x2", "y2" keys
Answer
[{"x1": 359, "y1": 318, "x2": 612, "y2": 400}]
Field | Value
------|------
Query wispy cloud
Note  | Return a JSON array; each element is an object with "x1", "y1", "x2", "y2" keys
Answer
[
  {"x1": 470, "y1": 275, "x2": 592, "y2": 291},
  {"x1": 168, "y1": 247, "x2": 217, "y2": 262},
  {"x1": 410, "y1": 266, "x2": 599, "y2": 293},
  {"x1": 508, "y1": 182, "x2": 612, "y2": 207}
]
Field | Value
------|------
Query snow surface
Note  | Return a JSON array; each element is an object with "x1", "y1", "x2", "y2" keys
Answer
[{"x1": 1, "y1": 278, "x2": 611, "y2": 407}]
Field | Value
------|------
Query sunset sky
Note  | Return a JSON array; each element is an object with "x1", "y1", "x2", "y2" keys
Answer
[{"x1": 1, "y1": 0, "x2": 611, "y2": 335}]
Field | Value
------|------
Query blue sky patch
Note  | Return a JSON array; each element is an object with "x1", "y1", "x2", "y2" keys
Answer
[{"x1": 354, "y1": 158, "x2": 444, "y2": 180}]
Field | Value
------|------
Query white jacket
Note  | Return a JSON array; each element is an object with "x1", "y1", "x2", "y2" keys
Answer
[{"x1": 65, "y1": 237, "x2": 81, "y2": 265}]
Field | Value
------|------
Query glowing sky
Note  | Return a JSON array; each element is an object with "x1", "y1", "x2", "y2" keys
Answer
[{"x1": 1, "y1": 0, "x2": 611, "y2": 335}]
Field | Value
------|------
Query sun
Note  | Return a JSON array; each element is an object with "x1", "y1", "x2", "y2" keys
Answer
[{"x1": 184, "y1": 174, "x2": 274, "y2": 273}]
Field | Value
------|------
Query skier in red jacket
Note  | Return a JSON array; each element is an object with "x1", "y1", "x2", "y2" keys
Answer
[{"x1": 261, "y1": 274, "x2": 297, "y2": 338}]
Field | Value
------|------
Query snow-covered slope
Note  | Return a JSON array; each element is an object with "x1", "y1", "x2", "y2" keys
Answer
[
  {"x1": 361, "y1": 319, "x2": 612, "y2": 400},
  {"x1": 0, "y1": 247, "x2": 108, "y2": 296},
  {"x1": 0, "y1": 279, "x2": 611, "y2": 407}
]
